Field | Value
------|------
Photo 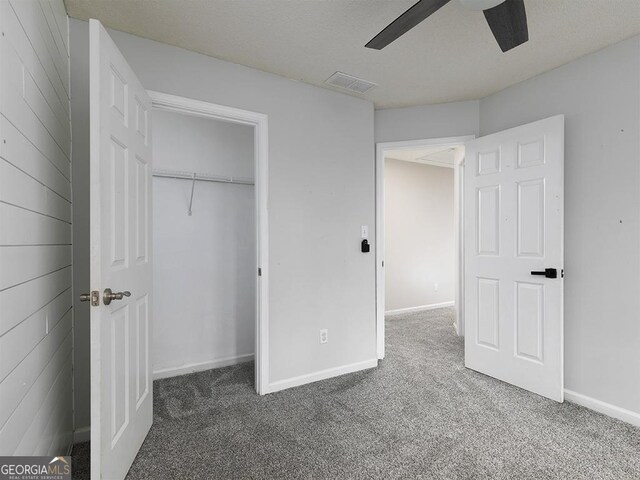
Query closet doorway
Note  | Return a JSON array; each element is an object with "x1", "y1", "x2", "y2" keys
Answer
[{"x1": 148, "y1": 91, "x2": 269, "y2": 394}]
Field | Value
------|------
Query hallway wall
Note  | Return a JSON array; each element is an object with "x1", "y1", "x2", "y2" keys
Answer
[{"x1": 384, "y1": 160, "x2": 455, "y2": 312}]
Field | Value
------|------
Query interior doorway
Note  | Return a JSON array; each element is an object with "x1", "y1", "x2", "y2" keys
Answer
[{"x1": 375, "y1": 136, "x2": 474, "y2": 359}]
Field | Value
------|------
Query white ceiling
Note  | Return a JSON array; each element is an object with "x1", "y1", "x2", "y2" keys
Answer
[
  {"x1": 64, "y1": 0, "x2": 640, "y2": 108},
  {"x1": 386, "y1": 145, "x2": 464, "y2": 168}
]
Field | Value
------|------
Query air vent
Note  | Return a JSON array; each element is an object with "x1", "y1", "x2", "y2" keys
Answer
[{"x1": 325, "y1": 72, "x2": 377, "y2": 94}]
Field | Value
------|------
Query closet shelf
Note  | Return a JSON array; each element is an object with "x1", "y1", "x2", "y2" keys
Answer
[{"x1": 152, "y1": 169, "x2": 254, "y2": 216}]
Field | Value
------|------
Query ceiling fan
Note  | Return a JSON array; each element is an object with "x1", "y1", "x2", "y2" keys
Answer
[{"x1": 365, "y1": 0, "x2": 528, "y2": 53}]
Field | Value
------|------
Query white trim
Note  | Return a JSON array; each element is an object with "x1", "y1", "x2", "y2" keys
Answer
[
  {"x1": 453, "y1": 148, "x2": 465, "y2": 337},
  {"x1": 153, "y1": 354, "x2": 254, "y2": 380},
  {"x1": 377, "y1": 137, "x2": 473, "y2": 151},
  {"x1": 264, "y1": 359, "x2": 378, "y2": 394},
  {"x1": 147, "y1": 90, "x2": 270, "y2": 395},
  {"x1": 564, "y1": 389, "x2": 640, "y2": 427},
  {"x1": 385, "y1": 156, "x2": 455, "y2": 169},
  {"x1": 73, "y1": 426, "x2": 91, "y2": 444},
  {"x1": 376, "y1": 136, "x2": 475, "y2": 360},
  {"x1": 385, "y1": 301, "x2": 455, "y2": 316}
]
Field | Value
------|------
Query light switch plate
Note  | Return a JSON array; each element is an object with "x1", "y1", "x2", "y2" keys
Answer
[{"x1": 361, "y1": 225, "x2": 368, "y2": 239}]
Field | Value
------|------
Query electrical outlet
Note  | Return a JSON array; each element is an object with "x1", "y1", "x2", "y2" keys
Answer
[
  {"x1": 320, "y1": 329, "x2": 328, "y2": 344},
  {"x1": 434, "y1": 283, "x2": 439, "y2": 292}
]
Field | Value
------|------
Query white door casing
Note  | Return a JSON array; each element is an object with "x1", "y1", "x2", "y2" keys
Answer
[
  {"x1": 375, "y1": 136, "x2": 474, "y2": 359},
  {"x1": 144, "y1": 90, "x2": 270, "y2": 395},
  {"x1": 464, "y1": 115, "x2": 564, "y2": 402},
  {"x1": 90, "y1": 19, "x2": 153, "y2": 479}
]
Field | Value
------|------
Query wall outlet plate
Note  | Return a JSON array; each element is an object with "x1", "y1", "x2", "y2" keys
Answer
[{"x1": 320, "y1": 329, "x2": 328, "y2": 344}]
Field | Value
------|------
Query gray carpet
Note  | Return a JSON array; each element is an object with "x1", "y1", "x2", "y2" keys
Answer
[{"x1": 72, "y1": 308, "x2": 640, "y2": 479}]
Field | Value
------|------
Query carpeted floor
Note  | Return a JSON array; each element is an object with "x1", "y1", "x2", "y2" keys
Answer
[{"x1": 72, "y1": 308, "x2": 640, "y2": 479}]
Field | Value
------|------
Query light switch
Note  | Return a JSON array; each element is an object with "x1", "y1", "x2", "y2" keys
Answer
[{"x1": 361, "y1": 225, "x2": 368, "y2": 239}]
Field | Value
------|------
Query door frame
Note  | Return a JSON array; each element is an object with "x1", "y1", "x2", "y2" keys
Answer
[
  {"x1": 147, "y1": 90, "x2": 270, "y2": 394},
  {"x1": 375, "y1": 135, "x2": 474, "y2": 359}
]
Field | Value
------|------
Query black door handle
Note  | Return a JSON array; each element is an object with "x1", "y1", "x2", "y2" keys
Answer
[{"x1": 531, "y1": 268, "x2": 558, "y2": 279}]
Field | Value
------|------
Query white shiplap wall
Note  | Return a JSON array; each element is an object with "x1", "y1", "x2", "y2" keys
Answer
[{"x1": 0, "y1": 0, "x2": 73, "y2": 455}]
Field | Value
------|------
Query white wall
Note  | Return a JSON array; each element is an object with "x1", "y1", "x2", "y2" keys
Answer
[
  {"x1": 480, "y1": 36, "x2": 640, "y2": 416},
  {"x1": 0, "y1": 0, "x2": 73, "y2": 455},
  {"x1": 384, "y1": 160, "x2": 455, "y2": 312},
  {"x1": 153, "y1": 109, "x2": 254, "y2": 177},
  {"x1": 152, "y1": 110, "x2": 255, "y2": 377},
  {"x1": 375, "y1": 100, "x2": 479, "y2": 143},
  {"x1": 70, "y1": 18, "x2": 376, "y2": 431}
]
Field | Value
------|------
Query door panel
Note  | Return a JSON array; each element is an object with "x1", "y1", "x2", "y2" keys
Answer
[
  {"x1": 477, "y1": 185, "x2": 500, "y2": 255},
  {"x1": 90, "y1": 19, "x2": 152, "y2": 479},
  {"x1": 477, "y1": 277, "x2": 499, "y2": 349},
  {"x1": 464, "y1": 115, "x2": 564, "y2": 402},
  {"x1": 515, "y1": 281, "x2": 543, "y2": 362},
  {"x1": 517, "y1": 179, "x2": 544, "y2": 257}
]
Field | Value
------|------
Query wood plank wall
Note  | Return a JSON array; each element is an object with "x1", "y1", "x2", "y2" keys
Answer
[{"x1": 0, "y1": 0, "x2": 73, "y2": 456}]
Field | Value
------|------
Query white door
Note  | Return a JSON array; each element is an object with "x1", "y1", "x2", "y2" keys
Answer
[
  {"x1": 464, "y1": 115, "x2": 564, "y2": 402},
  {"x1": 89, "y1": 19, "x2": 153, "y2": 479}
]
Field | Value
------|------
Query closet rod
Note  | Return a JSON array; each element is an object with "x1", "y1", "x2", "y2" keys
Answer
[{"x1": 152, "y1": 169, "x2": 254, "y2": 186}]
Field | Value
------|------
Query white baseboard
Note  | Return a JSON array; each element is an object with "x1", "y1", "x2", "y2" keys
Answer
[
  {"x1": 73, "y1": 426, "x2": 90, "y2": 444},
  {"x1": 264, "y1": 358, "x2": 378, "y2": 394},
  {"x1": 385, "y1": 301, "x2": 455, "y2": 316},
  {"x1": 564, "y1": 389, "x2": 640, "y2": 427},
  {"x1": 153, "y1": 353, "x2": 254, "y2": 380}
]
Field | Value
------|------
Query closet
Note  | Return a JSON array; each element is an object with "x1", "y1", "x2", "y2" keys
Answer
[{"x1": 151, "y1": 109, "x2": 256, "y2": 379}]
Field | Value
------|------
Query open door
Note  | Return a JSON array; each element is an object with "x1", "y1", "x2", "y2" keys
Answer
[
  {"x1": 464, "y1": 115, "x2": 564, "y2": 402},
  {"x1": 89, "y1": 19, "x2": 152, "y2": 479}
]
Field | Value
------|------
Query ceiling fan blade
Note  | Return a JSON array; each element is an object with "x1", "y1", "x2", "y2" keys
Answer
[
  {"x1": 365, "y1": 0, "x2": 453, "y2": 50},
  {"x1": 483, "y1": 0, "x2": 528, "y2": 52}
]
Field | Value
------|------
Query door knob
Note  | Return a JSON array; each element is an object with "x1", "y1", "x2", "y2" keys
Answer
[
  {"x1": 103, "y1": 288, "x2": 131, "y2": 305},
  {"x1": 530, "y1": 268, "x2": 558, "y2": 279}
]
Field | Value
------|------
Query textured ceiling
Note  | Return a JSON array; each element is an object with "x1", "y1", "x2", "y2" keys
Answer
[{"x1": 64, "y1": 0, "x2": 640, "y2": 108}]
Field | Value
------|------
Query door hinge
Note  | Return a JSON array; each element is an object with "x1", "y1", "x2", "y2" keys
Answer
[{"x1": 258, "y1": 268, "x2": 262, "y2": 277}]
